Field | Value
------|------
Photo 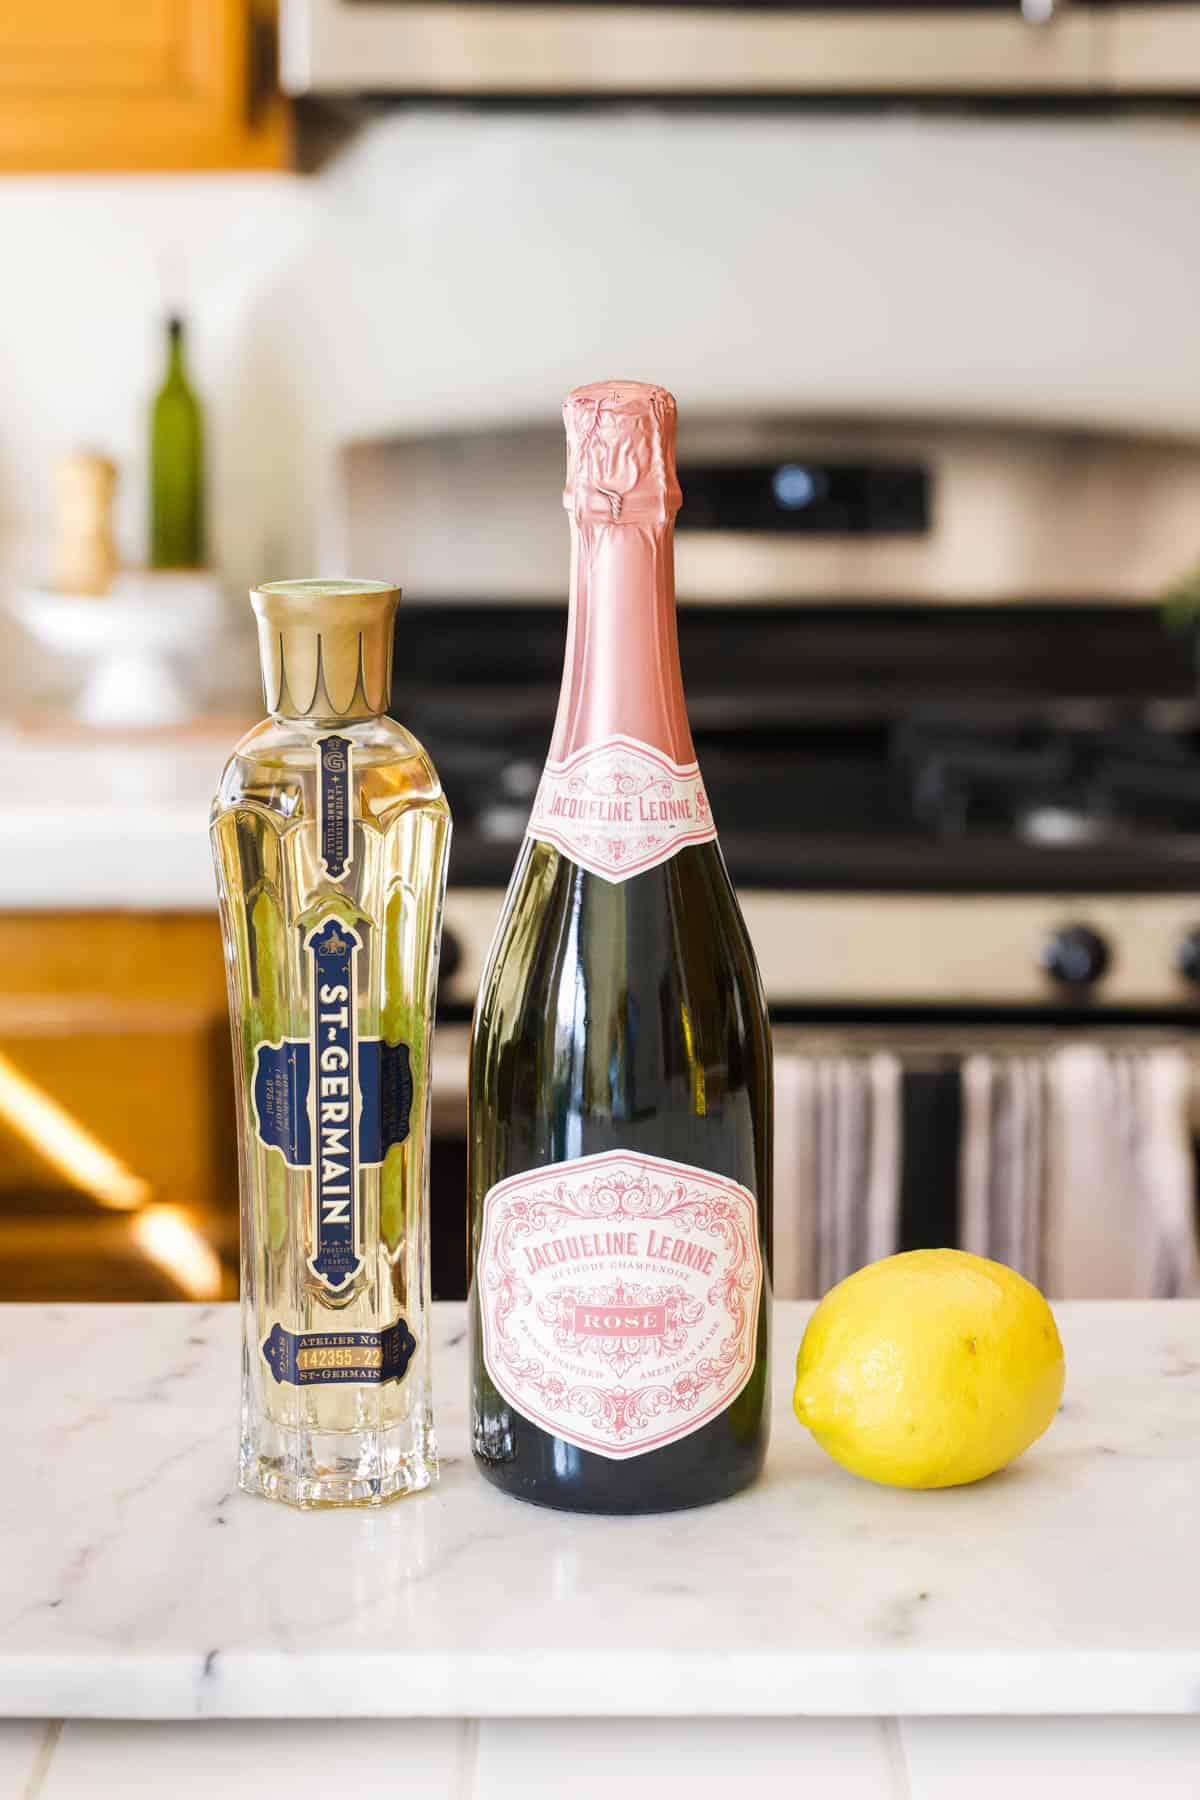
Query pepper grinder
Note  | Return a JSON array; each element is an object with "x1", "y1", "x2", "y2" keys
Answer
[{"x1": 54, "y1": 451, "x2": 118, "y2": 596}]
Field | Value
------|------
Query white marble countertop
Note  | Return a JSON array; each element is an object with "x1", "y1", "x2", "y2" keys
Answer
[{"x1": 3, "y1": 1300, "x2": 1199, "y2": 1721}]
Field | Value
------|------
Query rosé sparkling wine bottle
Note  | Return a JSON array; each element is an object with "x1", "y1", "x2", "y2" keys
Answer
[
  {"x1": 212, "y1": 580, "x2": 450, "y2": 1508},
  {"x1": 469, "y1": 383, "x2": 773, "y2": 1513}
]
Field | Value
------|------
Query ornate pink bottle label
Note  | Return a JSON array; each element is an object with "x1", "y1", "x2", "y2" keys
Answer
[
  {"x1": 477, "y1": 1149, "x2": 763, "y2": 1461},
  {"x1": 527, "y1": 734, "x2": 717, "y2": 882}
]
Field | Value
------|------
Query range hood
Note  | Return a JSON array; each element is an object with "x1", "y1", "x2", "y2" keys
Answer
[{"x1": 281, "y1": 1, "x2": 1200, "y2": 102}]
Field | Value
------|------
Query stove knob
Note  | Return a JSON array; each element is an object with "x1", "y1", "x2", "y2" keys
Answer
[
  {"x1": 1176, "y1": 928, "x2": 1200, "y2": 988},
  {"x1": 1042, "y1": 923, "x2": 1110, "y2": 989},
  {"x1": 439, "y1": 926, "x2": 463, "y2": 983}
]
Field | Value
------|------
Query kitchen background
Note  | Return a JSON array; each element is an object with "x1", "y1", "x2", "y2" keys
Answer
[{"x1": 5, "y1": 0, "x2": 1200, "y2": 1307}]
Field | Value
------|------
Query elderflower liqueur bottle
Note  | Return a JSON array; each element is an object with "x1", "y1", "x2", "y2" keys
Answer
[
  {"x1": 469, "y1": 383, "x2": 772, "y2": 1513},
  {"x1": 212, "y1": 580, "x2": 450, "y2": 1508}
]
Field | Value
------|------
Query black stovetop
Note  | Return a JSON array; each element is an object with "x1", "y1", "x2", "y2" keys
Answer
[{"x1": 394, "y1": 602, "x2": 1200, "y2": 894}]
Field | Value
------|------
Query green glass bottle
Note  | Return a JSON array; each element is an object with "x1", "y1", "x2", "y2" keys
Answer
[{"x1": 150, "y1": 315, "x2": 204, "y2": 569}]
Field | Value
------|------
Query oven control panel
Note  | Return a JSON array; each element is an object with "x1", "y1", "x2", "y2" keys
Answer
[
  {"x1": 438, "y1": 889, "x2": 1200, "y2": 1014},
  {"x1": 739, "y1": 893, "x2": 1200, "y2": 1010}
]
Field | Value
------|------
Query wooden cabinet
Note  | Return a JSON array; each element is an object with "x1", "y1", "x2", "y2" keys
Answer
[
  {"x1": 0, "y1": 0, "x2": 288, "y2": 171},
  {"x1": 0, "y1": 914, "x2": 238, "y2": 1300}
]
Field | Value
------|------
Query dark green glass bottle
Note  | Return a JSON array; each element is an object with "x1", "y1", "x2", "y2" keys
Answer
[
  {"x1": 468, "y1": 383, "x2": 773, "y2": 1515},
  {"x1": 150, "y1": 315, "x2": 204, "y2": 569}
]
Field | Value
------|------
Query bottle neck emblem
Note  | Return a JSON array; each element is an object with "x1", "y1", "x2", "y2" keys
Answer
[{"x1": 526, "y1": 732, "x2": 717, "y2": 882}]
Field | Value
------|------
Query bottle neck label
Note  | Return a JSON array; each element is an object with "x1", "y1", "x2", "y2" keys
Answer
[
  {"x1": 526, "y1": 732, "x2": 717, "y2": 882},
  {"x1": 477, "y1": 1148, "x2": 763, "y2": 1460},
  {"x1": 317, "y1": 733, "x2": 354, "y2": 880}
]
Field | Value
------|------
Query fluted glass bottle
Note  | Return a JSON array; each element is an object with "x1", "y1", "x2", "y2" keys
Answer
[{"x1": 212, "y1": 579, "x2": 450, "y2": 1508}]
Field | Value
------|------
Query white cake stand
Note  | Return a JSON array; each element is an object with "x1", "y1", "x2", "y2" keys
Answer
[{"x1": 9, "y1": 570, "x2": 224, "y2": 728}]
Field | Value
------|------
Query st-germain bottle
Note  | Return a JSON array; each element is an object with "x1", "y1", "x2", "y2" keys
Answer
[
  {"x1": 212, "y1": 580, "x2": 451, "y2": 1507},
  {"x1": 469, "y1": 382, "x2": 773, "y2": 1513}
]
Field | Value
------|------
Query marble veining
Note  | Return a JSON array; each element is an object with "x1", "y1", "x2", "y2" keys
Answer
[{"x1": 3, "y1": 1302, "x2": 1200, "y2": 1720}]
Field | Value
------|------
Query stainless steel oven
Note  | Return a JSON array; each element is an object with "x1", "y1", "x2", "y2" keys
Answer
[
  {"x1": 339, "y1": 413, "x2": 1200, "y2": 1302},
  {"x1": 281, "y1": 1, "x2": 1200, "y2": 100}
]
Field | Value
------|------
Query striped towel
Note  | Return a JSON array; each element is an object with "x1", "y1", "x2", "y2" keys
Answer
[
  {"x1": 1041, "y1": 1046, "x2": 1200, "y2": 1300},
  {"x1": 775, "y1": 1038, "x2": 1199, "y2": 1300},
  {"x1": 773, "y1": 1048, "x2": 901, "y2": 1298},
  {"x1": 960, "y1": 1052, "x2": 1047, "y2": 1285}
]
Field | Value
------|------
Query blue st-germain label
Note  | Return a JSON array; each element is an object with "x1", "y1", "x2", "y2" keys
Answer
[
  {"x1": 251, "y1": 914, "x2": 413, "y2": 1298},
  {"x1": 307, "y1": 916, "x2": 360, "y2": 1290},
  {"x1": 262, "y1": 1319, "x2": 417, "y2": 1387},
  {"x1": 318, "y1": 733, "x2": 353, "y2": 881}
]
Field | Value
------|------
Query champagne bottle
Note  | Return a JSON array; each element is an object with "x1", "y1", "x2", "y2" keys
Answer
[
  {"x1": 212, "y1": 580, "x2": 451, "y2": 1507},
  {"x1": 150, "y1": 315, "x2": 204, "y2": 568},
  {"x1": 469, "y1": 382, "x2": 772, "y2": 1514}
]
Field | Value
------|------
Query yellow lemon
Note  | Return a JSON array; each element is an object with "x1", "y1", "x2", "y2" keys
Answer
[{"x1": 793, "y1": 1249, "x2": 1065, "y2": 1489}]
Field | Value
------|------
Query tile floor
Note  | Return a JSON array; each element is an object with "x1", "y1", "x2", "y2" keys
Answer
[{"x1": 3, "y1": 1715, "x2": 1200, "y2": 1799}]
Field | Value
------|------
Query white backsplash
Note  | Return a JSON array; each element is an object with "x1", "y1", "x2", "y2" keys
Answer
[{"x1": 2, "y1": 109, "x2": 1200, "y2": 705}]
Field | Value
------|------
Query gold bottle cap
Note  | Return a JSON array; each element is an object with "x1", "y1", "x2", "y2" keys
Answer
[{"x1": 250, "y1": 579, "x2": 400, "y2": 722}]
